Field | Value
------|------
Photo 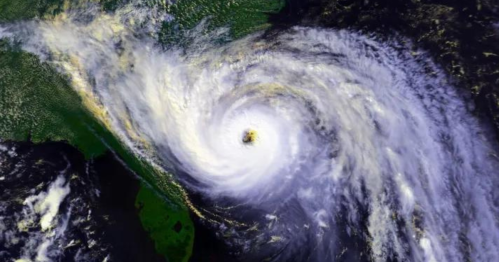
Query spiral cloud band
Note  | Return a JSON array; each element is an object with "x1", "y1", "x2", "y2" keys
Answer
[{"x1": 4, "y1": 5, "x2": 499, "y2": 261}]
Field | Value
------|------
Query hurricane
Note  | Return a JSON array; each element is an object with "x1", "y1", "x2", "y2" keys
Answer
[{"x1": 3, "y1": 3, "x2": 499, "y2": 262}]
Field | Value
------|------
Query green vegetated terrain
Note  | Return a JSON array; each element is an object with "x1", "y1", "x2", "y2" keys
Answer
[
  {"x1": 0, "y1": 0, "x2": 64, "y2": 21},
  {"x1": 0, "y1": 0, "x2": 283, "y2": 261},
  {"x1": 160, "y1": 0, "x2": 284, "y2": 44},
  {"x1": 136, "y1": 186, "x2": 194, "y2": 262}
]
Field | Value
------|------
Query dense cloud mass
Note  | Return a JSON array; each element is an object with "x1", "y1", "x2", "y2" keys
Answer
[{"x1": 2, "y1": 3, "x2": 499, "y2": 261}]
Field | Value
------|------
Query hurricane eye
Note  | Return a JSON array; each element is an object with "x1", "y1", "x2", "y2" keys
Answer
[{"x1": 242, "y1": 129, "x2": 258, "y2": 144}]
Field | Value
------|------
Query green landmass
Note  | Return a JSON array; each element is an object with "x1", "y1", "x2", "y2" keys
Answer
[
  {"x1": 136, "y1": 186, "x2": 194, "y2": 262},
  {"x1": 0, "y1": 0, "x2": 64, "y2": 21},
  {"x1": 160, "y1": 0, "x2": 284, "y2": 45},
  {"x1": 0, "y1": 0, "x2": 284, "y2": 261},
  {"x1": 0, "y1": 41, "x2": 104, "y2": 157}
]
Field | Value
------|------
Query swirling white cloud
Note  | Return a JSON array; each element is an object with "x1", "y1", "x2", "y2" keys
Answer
[{"x1": 3, "y1": 4, "x2": 499, "y2": 261}]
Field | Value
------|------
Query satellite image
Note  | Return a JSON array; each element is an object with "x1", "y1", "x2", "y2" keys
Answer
[{"x1": 1, "y1": 0, "x2": 499, "y2": 261}]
